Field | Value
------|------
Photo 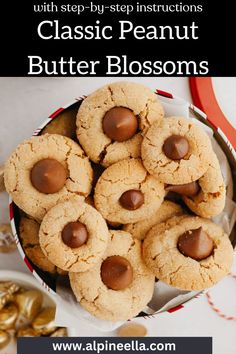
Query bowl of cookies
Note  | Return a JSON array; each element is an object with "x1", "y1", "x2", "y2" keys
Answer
[
  {"x1": 0, "y1": 270, "x2": 67, "y2": 353},
  {"x1": 3, "y1": 81, "x2": 236, "y2": 327}
]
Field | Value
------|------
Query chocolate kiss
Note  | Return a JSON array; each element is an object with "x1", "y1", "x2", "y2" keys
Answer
[
  {"x1": 165, "y1": 181, "x2": 200, "y2": 196},
  {"x1": 163, "y1": 135, "x2": 189, "y2": 160},
  {"x1": 31, "y1": 158, "x2": 67, "y2": 194},
  {"x1": 62, "y1": 222, "x2": 88, "y2": 248},
  {"x1": 119, "y1": 190, "x2": 144, "y2": 210},
  {"x1": 102, "y1": 107, "x2": 138, "y2": 142},
  {"x1": 178, "y1": 227, "x2": 214, "y2": 261},
  {"x1": 101, "y1": 256, "x2": 133, "y2": 290}
]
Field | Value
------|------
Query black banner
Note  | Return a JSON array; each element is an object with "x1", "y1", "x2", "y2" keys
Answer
[
  {"x1": 0, "y1": 0, "x2": 234, "y2": 76},
  {"x1": 18, "y1": 337, "x2": 212, "y2": 354}
]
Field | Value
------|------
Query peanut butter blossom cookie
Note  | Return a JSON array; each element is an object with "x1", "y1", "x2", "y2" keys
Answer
[
  {"x1": 141, "y1": 117, "x2": 212, "y2": 185},
  {"x1": 94, "y1": 158, "x2": 165, "y2": 224},
  {"x1": 76, "y1": 81, "x2": 164, "y2": 167},
  {"x1": 4, "y1": 134, "x2": 93, "y2": 220},
  {"x1": 39, "y1": 197, "x2": 109, "y2": 272},
  {"x1": 143, "y1": 215, "x2": 233, "y2": 290},
  {"x1": 19, "y1": 216, "x2": 57, "y2": 274},
  {"x1": 69, "y1": 230, "x2": 155, "y2": 321},
  {"x1": 123, "y1": 201, "x2": 184, "y2": 240},
  {"x1": 183, "y1": 153, "x2": 226, "y2": 218}
]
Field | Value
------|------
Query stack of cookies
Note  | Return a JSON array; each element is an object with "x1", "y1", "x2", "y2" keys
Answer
[{"x1": 4, "y1": 82, "x2": 234, "y2": 322}]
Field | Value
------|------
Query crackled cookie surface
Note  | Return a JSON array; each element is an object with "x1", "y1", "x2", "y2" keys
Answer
[
  {"x1": 94, "y1": 159, "x2": 165, "y2": 224},
  {"x1": 4, "y1": 134, "x2": 93, "y2": 220},
  {"x1": 123, "y1": 201, "x2": 184, "y2": 240},
  {"x1": 76, "y1": 81, "x2": 164, "y2": 167},
  {"x1": 143, "y1": 215, "x2": 233, "y2": 290},
  {"x1": 20, "y1": 216, "x2": 57, "y2": 274},
  {"x1": 141, "y1": 117, "x2": 212, "y2": 185},
  {"x1": 183, "y1": 153, "x2": 226, "y2": 218},
  {"x1": 39, "y1": 197, "x2": 109, "y2": 272},
  {"x1": 69, "y1": 230, "x2": 155, "y2": 321}
]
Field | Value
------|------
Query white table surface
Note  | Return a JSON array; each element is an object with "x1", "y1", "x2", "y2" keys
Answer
[{"x1": 0, "y1": 77, "x2": 235, "y2": 354}]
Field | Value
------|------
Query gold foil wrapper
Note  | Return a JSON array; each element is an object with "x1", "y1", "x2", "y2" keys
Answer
[
  {"x1": 0, "y1": 303, "x2": 18, "y2": 330},
  {"x1": 0, "y1": 224, "x2": 16, "y2": 253},
  {"x1": 15, "y1": 290, "x2": 43, "y2": 321},
  {"x1": 0, "y1": 329, "x2": 10, "y2": 350},
  {"x1": 50, "y1": 327, "x2": 68, "y2": 337},
  {"x1": 0, "y1": 281, "x2": 20, "y2": 310},
  {"x1": 32, "y1": 307, "x2": 57, "y2": 335},
  {"x1": 16, "y1": 326, "x2": 39, "y2": 337}
]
